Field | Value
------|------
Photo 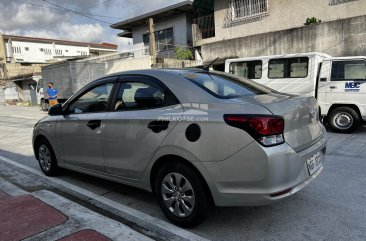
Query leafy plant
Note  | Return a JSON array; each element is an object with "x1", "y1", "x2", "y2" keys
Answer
[
  {"x1": 304, "y1": 17, "x2": 322, "y2": 25},
  {"x1": 175, "y1": 47, "x2": 193, "y2": 60}
]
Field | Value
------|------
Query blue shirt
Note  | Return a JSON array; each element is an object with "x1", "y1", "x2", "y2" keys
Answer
[{"x1": 47, "y1": 88, "x2": 58, "y2": 100}]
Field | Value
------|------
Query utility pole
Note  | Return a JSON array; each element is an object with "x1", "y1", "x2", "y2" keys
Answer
[{"x1": 148, "y1": 18, "x2": 157, "y2": 65}]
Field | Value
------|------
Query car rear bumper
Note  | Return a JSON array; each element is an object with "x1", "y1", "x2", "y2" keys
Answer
[{"x1": 199, "y1": 133, "x2": 327, "y2": 206}]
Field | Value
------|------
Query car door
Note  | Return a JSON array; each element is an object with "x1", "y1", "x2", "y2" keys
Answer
[
  {"x1": 326, "y1": 60, "x2": 366, "y2": 106},
  {"x1": 56, "y1": 79, "x2": 116, "y2": 172},
  {"x1": 102, "y1": 75, "x2": 183, "y2": 179}
]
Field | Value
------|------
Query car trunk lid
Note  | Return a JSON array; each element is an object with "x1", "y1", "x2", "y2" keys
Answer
[{"x1": 229, "y1": 93, "x2": 323, "y2": 151}]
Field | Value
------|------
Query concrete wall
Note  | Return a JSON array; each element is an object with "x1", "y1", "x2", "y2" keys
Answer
[
  {"x1": 105, "y1": 56, "x2": 151, "y2": 74},
  {"x1": 132, "y1": 13, "x2": 193, "y2": 47},
  {"x1": 0, "y1": 88, "x2": 5, "y2": 104},
  {"x1": 201, "y1": 15, "x2": 366, "y2": 62},
  {"x1": 196, "y1": 0, "x2": 366, "y2": 46},
  {"x1": 3, "y1": 63, "x2": 43, "y2": 78},
  {"x1": 0, "y1": 35, "x2": 5, "y2": 60}
]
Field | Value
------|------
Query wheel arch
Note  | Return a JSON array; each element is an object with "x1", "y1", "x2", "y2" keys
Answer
[
  {"x1": 150, "y1": 154, "x2": 215, "y2": 205},
  {"x1": 327, "y1": 104, "x2": 362, "y2": 118}
]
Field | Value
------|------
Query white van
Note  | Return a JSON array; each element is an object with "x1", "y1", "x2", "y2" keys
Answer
[{"x1": 225, "y1": 53, "x2": 366, "y2": 133}]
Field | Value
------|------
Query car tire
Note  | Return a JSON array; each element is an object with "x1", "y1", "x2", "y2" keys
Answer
[
  {"x1": 328, "y1": 107, "x2": 360, "y2": 133},
  {"x1": 36, "y1": 138, "x2": 60, "y2": 176},
  {"x1": 155, "y1": 162, "x2": 211, "y2": 227},
  {"x1": 41, "y1": 99, "x2": 48, "y2": 112}
]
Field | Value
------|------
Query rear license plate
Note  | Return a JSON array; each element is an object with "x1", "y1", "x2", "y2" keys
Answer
[{"x1": 306, "y1": 151, "x2": 322, "y2": 175}]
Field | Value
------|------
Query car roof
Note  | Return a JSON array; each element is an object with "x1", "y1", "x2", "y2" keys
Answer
[{"x1": 103, "y1": 68, "x2": 205, "y2": 78}]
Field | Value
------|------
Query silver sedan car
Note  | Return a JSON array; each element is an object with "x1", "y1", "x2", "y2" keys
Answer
[{"x1": 33, "y1": 69, "x2": 327, "y2": 227}]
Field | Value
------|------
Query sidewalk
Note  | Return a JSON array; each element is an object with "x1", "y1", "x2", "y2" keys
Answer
[{"x1": 0, "y1": 178, "x2": 152, "y2": 241}]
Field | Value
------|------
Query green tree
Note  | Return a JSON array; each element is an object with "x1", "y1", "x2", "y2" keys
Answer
[
  {"x1": 175, "y1": 47, "x2": 193, "y2": 60},
  {"x1": 304, "y1": 17, "x2": 322, "y2": 25}
]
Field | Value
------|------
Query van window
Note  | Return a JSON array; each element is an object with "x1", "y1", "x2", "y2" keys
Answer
[
  {"x1": 268, "y1": 57, "x2": 309, "y2": 78},
  {"x1": 331, "y1": 60, "x2": 366, "y2": 81},
  {"x1": 229, "y1": 60, "x2": 262, "y2": 79}
]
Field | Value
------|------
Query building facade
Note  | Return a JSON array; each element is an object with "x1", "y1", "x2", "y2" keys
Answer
[
  {"x1": 111, "y1": 1, "x2": 194, "y2": 58},
  {"x1": 0, "y1": 35, "x2": 117, "y2": 104},
  {"x1": 1, "y1": 35, "x2": 117, "y2": 65},
  {"x1": 193, "y1": 0, "x2": 366, "y2": 68}
]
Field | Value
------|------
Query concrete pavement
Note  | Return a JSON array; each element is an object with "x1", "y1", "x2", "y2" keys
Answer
[{"x1": 0, "y1": 177, "x2": 152, "y2": 241}]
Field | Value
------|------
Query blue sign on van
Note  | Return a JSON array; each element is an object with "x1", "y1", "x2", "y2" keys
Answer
[{"x1": 345, "y1": 82, "x2": 360, "y2": 92}]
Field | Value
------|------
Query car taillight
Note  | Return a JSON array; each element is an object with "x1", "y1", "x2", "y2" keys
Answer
[{"x1": 224, "y1": 114, "x2": 285, "y2": 147}]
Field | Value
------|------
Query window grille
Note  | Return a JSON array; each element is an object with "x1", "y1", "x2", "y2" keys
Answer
[{"x1": 230, "y1": 0, "x2": 268, "y2": 21}]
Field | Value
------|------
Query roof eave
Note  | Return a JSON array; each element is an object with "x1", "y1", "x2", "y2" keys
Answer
[{"x1": 110, "y1": 0, "x2": 193, "y2": 30}]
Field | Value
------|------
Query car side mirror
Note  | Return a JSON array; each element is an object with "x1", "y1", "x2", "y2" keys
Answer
[{"x1": 48, "y1": 103, "x2": 64, "y2": 116}]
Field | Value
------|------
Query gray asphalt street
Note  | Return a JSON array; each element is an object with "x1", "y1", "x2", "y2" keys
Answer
[{"x1": 0, "y1": 105, "x2": 365, "y2": 241}]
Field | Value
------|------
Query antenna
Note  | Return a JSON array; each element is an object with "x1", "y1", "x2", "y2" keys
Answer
[{"x1": 203, "y1": 57, "x2": 219, "y2": 71}]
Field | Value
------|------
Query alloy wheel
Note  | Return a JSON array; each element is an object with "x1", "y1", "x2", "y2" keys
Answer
[
  {"x1": 161, "y1": 172, "x2": 196, "y2": 217},
  {"x1": 39, "y1": 144, "x2": 51, "y2": 172}
]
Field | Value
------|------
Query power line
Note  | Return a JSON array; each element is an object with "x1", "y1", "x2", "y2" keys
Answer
[
  {"x1": 88, "y1": 14, "x2": 122, "y2": 19},
  {"x1": 12, "y1": 0, "x2": 121, "y2": 20},
  {"x1": 11, "y1": 0, "x2": 63, "y2": 11},
  {"x1": 27, "y1": 0, "x2": 116, "y2": 30},
  {"x1": 41, "y1": 0, "x2": 112, "y2": 24}
]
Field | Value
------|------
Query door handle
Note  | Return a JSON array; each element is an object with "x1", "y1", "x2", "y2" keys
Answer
[
  {"x1": 147, "y1": 120, "x2": 169, "y2": 133},
  {"x1": 329, "y1": 86, "x2": 337, "y2": 89},
  {"x1": 319, "y1": 78, "x2": 327, "y2": 82},
  {"x1": 87, "y1": 120, "x2": 102, "y2": 130}
]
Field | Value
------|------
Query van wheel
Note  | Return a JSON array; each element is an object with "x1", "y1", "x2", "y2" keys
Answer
[
  {"x1": 329, "y1": 107, "x2": 360, "y2": 133},
  {"x1": 36, "y1": 138, "x2": 60, "y2": 176},
  {"x1": 155, "y1": 162, "x2": 211, "y2": 227},
  {"x1": 41, "y1": 99, "x2": 48, "y2": 112}
]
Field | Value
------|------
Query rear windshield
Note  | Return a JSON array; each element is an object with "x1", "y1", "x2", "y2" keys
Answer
[{"x1": 182, "y1": 71, "x2": 273, "y2": 99}]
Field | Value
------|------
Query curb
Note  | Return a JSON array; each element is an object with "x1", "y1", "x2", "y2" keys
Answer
[
  {"x1": 0, "y1": 154, "x2": 210, "y2": 241},
  {"x1": 0, "y1": 178, "x2": 152, "y2": 241}
]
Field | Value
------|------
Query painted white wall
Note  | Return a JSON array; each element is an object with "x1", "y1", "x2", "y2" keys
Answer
[
  {"x1": 4, "y1": 87, "x2": 18, "y2": 100},
  {"x1": 131, "y1": 13, "x2": 192, "y2": 48},
  {"x1": 105, "y1": 56, "x2": 151, "y2": 74},
  {"x1": 5, "y1": 41, "x2": 115, "y2": 63}
]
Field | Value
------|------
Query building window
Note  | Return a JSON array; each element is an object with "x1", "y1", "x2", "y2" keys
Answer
[
  {"x1": 268, "y1": 57, "x2": 309, "y2": 79},
  {"x1": 12, "y1": 46, "x2": 21, "y2": 54},
  {"x1": 143, "y1": 27, "x2": 174, "y2": 53},
  {"x1": 329, "y1": 0, "x2": 358, "y2": 5},
  {"x1": 229, "y1": 60, "x2": 262, "y2": 79},
  {"x1": 55, "y1": 49, "x2": 62, "y2": 55},
  {"x1": 41, "y1": 48, "x2": 52, "y2": 55},
  {"x1": 230, "y1": 0, "x2": 268, "y2": 21},
  {"x1": 25, "y1": 47, "x2": 29, "y2": 51},
  {"x1": 77, "y1": 50, "x2": 88, "y2": 56}
]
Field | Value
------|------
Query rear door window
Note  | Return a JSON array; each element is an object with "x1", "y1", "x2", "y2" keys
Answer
[{"x1": 113, "y1": 76, "x2": 179, "y2": 111}]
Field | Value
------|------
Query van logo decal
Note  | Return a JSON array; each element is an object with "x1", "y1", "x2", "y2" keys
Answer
[{"x1": 345, "y1": 82, "x2": 360, "y2": 92}]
